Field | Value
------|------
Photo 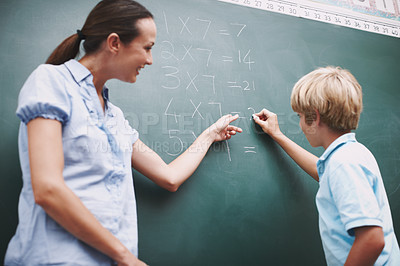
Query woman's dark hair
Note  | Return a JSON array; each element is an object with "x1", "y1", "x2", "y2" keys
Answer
[{"x1": 46, "y1": 0, "x2": 153, "y2": 65}]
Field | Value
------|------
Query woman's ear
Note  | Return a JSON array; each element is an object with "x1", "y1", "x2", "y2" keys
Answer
[{"x1": 106, "y1": 33, "x2": 121, "y2": 54}]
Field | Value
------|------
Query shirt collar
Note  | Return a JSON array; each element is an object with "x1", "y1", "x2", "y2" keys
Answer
[
  {"x1": 103, "y1": 87, "x2": 109, "y2": 110},
  {"x1": 319, "y1": 132, "x2": 356, "y2": 162},
  {"x1": 64, "y1": 59, "x2": 92, "y2": 84},
  {"x1": 64, "y1": 59, "x2": 110, "y2": 109},
  {"x1": 102, "y1": 87, "x2": 110, "y2": 102},
  {"x1": 316, "y1": 133, "x2": 356, "y2": 178}
]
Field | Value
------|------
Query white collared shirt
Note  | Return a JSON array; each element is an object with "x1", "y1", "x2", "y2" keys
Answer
[
  {"x1": 6, "y1": 59, "x2": 139, "y2": 265},
  {"x1": 316, "y1": 133, "x2": 400, "y2": 265}
]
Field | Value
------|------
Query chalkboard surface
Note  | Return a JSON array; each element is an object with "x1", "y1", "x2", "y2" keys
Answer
[{"x1": 1, "y1": 0, "x2": 399, "y2": 265}]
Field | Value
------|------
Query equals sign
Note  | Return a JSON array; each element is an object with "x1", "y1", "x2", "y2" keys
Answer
[
  {"x1": 227, "y1": 81, "x2": 241, "y2": 88},
  {"x1": 222, "y1": 56, "x2": 233, "y2": 62},
  {"x1": 219, "y1": 29, "x2": 230, "y2": 35},
  {"x1": 244, "y1": 146, "x2": 256, "y2": 153}
]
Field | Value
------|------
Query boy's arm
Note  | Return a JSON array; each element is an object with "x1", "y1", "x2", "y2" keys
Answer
[
  {"x1": 253, "y1": 109, "x2": 319, "y2": 181},
  {"x1": 345, "y1": 226, "x2": 385, "y2": 266}
]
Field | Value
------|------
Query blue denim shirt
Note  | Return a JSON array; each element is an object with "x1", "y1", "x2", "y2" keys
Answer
[
  {"x1": 316, "y1": 133, "x2": 400, "y2": 265},
  {"x1": 5, "y1": 60, "x2": 139, "y2": 265}
]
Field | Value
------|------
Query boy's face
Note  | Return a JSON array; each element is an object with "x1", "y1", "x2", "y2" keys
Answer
[{"x1": 298, "y1": 113, "x2": 319, "y2": 147}]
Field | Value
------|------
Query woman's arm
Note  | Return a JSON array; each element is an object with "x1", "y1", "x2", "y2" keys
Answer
[
  {"x1": 28, "y1": 118, "x2": 146, "y2": 266},
  {"x1": 345, "y1": 226, "x2": 384, "y2": 266},
  {"x1": 253, "y1": 109, "x2": 319, "y2": 181},
  {"x1": 132, "y1": 114, "x2": 242, "y2": 192}
]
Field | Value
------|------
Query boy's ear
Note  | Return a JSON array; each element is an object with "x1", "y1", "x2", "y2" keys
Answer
[
  {"x1": 314, "y1": 109, "x2": 321, "y2": 126},
  {"x1": 106, "y1": 33, "x2": 121, "y2": 54}
]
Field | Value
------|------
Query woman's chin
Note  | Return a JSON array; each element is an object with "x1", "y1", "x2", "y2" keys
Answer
[{"x1": 126, "y1": 76, "x2": 137, "y2": 83}]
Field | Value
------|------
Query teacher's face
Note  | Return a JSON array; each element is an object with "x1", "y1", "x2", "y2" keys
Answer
[{"x1": 117, "y1": 18, "x2": 156, "y2": 83}]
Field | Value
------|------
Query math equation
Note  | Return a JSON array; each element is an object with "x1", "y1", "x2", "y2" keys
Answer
[{"x1": 155, "y1": 11, "x2": 260, "y2": 161}]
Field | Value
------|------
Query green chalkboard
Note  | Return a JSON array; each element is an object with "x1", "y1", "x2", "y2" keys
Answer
[{"x1": 1, "y1": 0, "x2": 399, "y2": 265}]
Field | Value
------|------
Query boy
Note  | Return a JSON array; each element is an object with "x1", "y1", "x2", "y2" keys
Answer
[{"x1": 253, "y1": 66, "x2": 400, "y2": 265}]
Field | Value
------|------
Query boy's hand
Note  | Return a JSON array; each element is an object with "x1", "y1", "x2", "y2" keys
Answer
[{"x1": 253, "y1": 109, "x2": 282, "y2": 137}]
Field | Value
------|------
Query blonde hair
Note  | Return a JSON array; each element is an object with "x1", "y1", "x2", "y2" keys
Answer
[{"x1": 290, "y1": 66, "x2": 363, "y2": 132}]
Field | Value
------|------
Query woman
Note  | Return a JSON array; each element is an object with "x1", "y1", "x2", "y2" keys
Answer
[{"x1": 4, "y1": 0, "x2": 241, "y2": 265}]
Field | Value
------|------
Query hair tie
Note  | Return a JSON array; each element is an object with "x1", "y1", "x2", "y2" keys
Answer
[{"x1": 76, "y1": 29, "x2": 86, "y2": 41}]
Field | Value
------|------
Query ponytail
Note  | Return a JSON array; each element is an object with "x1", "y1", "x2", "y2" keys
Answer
[
  {"x1": 46, "y1": 33, "x2": 82, "y2": 65},
  {"x1": 45, "y1": 0, "x2": 153, "y2": 65}
]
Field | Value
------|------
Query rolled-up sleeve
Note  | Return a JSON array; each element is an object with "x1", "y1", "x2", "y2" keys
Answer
[
  {"x1": 16, "y1": 64, "x2": 71, "y2": 124},
  {"x1": 329, "y1": 163, "x2": 383, "y2": 236}
]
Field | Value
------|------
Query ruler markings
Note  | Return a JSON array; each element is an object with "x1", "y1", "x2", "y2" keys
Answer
[{"x1": 218, "y1": 0, "x2": 400, "y2": 38}]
